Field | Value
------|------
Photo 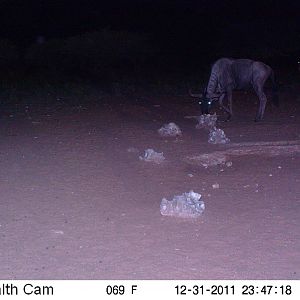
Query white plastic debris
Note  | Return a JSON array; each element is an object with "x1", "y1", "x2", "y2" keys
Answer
[
  {"x1": 158, "y1": 122, "x2": 182, "y2": 137},
  {"x1": 208, "y1": 128, "x2": 230, "y2": 144},
  {"x1": 196, "y1": 113, "x2": 217, "y2": 130},
  {"x1": 212, "y1": 183, "x2": 220, "y2": 189},
  {"x1": 225, "y1": 161, "x2": 233, "y2": 167},
  {"x1": 160, "y1": 190, "x2": 205, "y2": 218},
  {"x1": 195, "y1": 113, "x2": 230, "y2": 144},
  {"x1": 139, "y1": 149, "x2": 165, "y2": 164},
  {"x1": 127, "y1": 147, "x2": 139, "y2": 153}
]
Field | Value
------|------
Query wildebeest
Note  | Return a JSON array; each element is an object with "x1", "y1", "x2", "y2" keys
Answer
[{"x1": 190, "y1": 58, "x2": 279, "y2": 121}]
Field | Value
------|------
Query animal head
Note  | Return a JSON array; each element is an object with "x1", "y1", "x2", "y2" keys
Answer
[
  {"x1": 199, "y1": 94, "x2": 213, "y2": 115},
  {"x1": 189, "y1": 88, "x2": 214, "y2": 115}
]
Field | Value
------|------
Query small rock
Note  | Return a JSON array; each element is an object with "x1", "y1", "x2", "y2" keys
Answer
[
  {"x1": 226, "y1": 161, "x2": 233, "y2": 167},
  {"x1": 212, "y1": 183, "x2": 220, "y2": 189},
  {"x1": 51, "y1": 230, "x2": 64, "y2": 235}
]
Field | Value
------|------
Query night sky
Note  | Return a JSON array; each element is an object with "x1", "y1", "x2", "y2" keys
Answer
[{"x1": 0, "y1": 0, "x2": 300, "y2": 69}]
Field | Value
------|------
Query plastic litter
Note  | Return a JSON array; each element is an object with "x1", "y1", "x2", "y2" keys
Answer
[
  {"x1": 160, "y1": 190, "x2": 205, "y2": 218},
  {"x1": 195, "y1": 113, "x2": 230, "y2": 144},
  {"x1": 196, "y1": 113, "x2": 217, "y2": 130},
  {"x1": 225, "y1": 161, "x2": 233, "y2": 167},
  {"x1": 139, "y1": 149, "x2": 165, "y2": 164},
  {"x1": 208, "y1": 128, "x2": 230, "y2": 144},
  {"x1": 212, "y1": 183, "x2": 220, "y2": 189},
  {"x1": 158, "y1": 122, "x2": 182, "y2": 137},
  {"x1": 127, "y1": 147, "x2": 139, "y2": 153}
]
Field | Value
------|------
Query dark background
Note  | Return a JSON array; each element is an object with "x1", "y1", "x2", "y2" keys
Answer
[{"x1": 0, "y1": 0, "x2": 300, "y2": 94}]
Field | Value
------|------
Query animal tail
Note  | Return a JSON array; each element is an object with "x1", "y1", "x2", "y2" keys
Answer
[{"x1": 270, "y1": 69, "x2": 279, "y2": 107}]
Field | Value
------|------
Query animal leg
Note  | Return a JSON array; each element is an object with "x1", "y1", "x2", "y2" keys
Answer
[
  {"x1": 219, "y1": 92, "x2": 232, "y2": 121},
  {"x1": 227, "y1": 90, "x2": 233, "y2": 118},
  {"x1": 254, "y1": 88, "x2": 267, "y2": 121}
]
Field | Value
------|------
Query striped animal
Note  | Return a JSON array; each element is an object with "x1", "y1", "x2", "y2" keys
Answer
[{"x1": 190, "y1": 58, "x2": 279, "y2": 121}]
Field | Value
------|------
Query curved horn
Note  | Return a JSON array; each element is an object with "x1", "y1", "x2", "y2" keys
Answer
[{"x1": 188, "y1": 89, "x2": 202, "y2": 98}]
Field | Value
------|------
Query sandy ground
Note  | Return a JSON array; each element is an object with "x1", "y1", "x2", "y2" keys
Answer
[{"x1": 0, "y1": 88, "x2": 299, "y2": 279}]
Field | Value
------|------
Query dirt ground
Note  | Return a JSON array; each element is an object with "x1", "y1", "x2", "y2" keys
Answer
[{"x1": 0, "y1": 87, "x2": 299, "y2": 280}]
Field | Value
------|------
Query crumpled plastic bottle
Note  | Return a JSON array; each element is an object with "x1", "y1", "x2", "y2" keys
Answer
[
  {"x1": 158, "y1": 122, "x2": 182, "y2": 137},
  {"x1": 195, "y1": 113, "x2": 217, "y2": 130},
  {"x1": 160, "y1": 190, "x2": 205, "y2": 218},
  {"x1": 208, "y1": 128, "x2": 230, "y2": 144},
  {"x1": 139, "y1": 149, "x2": 165, "y2": 164}
]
